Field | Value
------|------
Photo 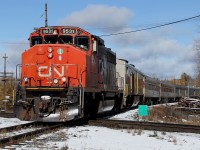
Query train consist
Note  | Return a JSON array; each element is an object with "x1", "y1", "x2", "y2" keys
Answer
[
  {"x1": 14, "y1": 26, "x2": 200, "y2": 122},
  {"x1": 116, "y1": 59, "x2": 200, "y2": 107}
]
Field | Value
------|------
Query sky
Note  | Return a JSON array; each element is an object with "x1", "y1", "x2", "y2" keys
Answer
[{"x1": 0, "y1": 0, "x2": 200, "y2": 79}]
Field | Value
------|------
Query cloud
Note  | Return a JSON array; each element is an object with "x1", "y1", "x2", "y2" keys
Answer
[
  {"x1": 116, "y1": 37, "x2": 196, "y2": 78},
  {"x1": 59, "y1": 4, "x2": 133, "y2": 32},
  {"x1": 58, "y1": 4, "x2": 197, "y2": 79}
]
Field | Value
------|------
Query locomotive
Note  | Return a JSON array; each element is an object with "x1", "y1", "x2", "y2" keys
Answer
[
  {"x1": 14, "y1": 26, "x2": 200, "y2": 122},
  {"x1": 14, "y1": 26, "x2": 123, "y2": 121}
]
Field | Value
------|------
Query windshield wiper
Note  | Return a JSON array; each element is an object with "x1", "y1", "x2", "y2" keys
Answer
[
  {"x1": 59, "y1": 37, "x2": 66, "y2": 44},
  {"x1": 43, "y1": 38, "x2": 48, "y2": 44}
]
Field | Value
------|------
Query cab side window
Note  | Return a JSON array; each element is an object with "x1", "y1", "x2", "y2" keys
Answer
[
  {"x1": 31, "y1": 36, "x2": 43, "y2": 46},
  {"x1": 75, "y1": 36, "x2": 89, "y2": 50}
]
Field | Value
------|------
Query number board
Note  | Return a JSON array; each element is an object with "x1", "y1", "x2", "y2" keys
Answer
[
  {"x1": 42, "y1": 28, "x2": 55, "y2": 34},
  {"x1": 61, "y1": 28, "x2": 76, "y2": 34}
]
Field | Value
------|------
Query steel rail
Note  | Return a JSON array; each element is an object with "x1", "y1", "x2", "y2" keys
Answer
[
  {"x1": 0, "y1": 123, "x2": 63, "y2": 148},
  {"x1": 0, "y1": 112, "x2": 15, "y2": 118},
  {"x1": 0, "y1": 122, "x2": 35, "y2": 133},
  {"x1": 88, "y1": 119, "x2": 200, "y2": 134}
]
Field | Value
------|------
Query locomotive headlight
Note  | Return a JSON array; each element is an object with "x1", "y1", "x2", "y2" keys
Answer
[
  {"x1": 24, "y1": 77, "x2": 28, "y2": 83},
  {"x1": 62, "y1": 77, "x2": 66, "y2": 83},
  {"x1": 53, "y1": 78, "x2": 58, "y2": 84},
  {"x1": 48, "y1": 53, "x2": 53, "y2": 58},
  {"x1": 48, "y1": 47, "x2": 53, "y2": 53}
]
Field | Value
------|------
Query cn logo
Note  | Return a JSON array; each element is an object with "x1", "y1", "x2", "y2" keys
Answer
[{"x1": 38, "y1": 66, "x2": 64, "y2": 77}]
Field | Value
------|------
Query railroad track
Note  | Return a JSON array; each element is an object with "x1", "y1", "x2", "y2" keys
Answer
[
  {"x1": 0, "y1": 112, "x2": 15, "y2": 118},
  {"x1": 0, "y1": 122, "x2": 63, "y2": 148},
  {"x1": 88, "y1": 119, "x2": 200, "y2": 134},
  {"x1": 0, "y1": 122, "x2": 35, "y2": 133}
]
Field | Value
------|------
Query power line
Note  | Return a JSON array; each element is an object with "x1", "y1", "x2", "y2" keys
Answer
[
  {"x1": 0, "y1": 14, "x2": 199, "y2": 44},
  {"x1": 100, "y1": 14, "x2": 200, "y2": 37}
]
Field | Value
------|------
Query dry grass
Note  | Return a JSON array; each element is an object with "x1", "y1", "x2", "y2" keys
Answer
[
  {"x1": 61, "y1": 145, "x2": 68, "y2": 150},
  {"x1": 137, "y1": 129, "x2": 143, "y2": 135},
  {"x1": 147, "y1": 105, "x2": 200, "y2": 125},
  {"x1": 127, "y1": 129, "x2": 132, "y2": 134},
  {"x1": 0, "y1": 129, "x2": 7, "y2": 136},
  {"x1": 148, "y1": 131, "x2": 158, "y2": 137}
]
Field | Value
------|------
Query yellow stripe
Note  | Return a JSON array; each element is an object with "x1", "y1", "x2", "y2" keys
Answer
[{"x1": 143, "y1": 77, "x2": 145, "y2": 97}]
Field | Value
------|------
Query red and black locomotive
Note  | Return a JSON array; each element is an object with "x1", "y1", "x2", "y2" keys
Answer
[{"x1": 14, "y1": 26, "x2": 123, "y2": 121}]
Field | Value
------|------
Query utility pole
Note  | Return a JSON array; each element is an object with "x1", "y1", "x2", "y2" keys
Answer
[
  {"x1": 0, "y1": 54, "x2": 13, "y2": 111},
  {"x1": 2, "y1": 54, "x2": 8, "y2": 100},
  {"x1": 0, "y1": 54, "x2": 13, "y2": 99}
]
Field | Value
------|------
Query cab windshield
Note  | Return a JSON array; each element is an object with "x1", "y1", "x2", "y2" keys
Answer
[
  {"x1": 58, "y1": 35, "x2": 73, "y2": 44},
  {"x1": 44, "y1": 35, "x2": 57, "y2": 44},
  {"x1": 31, "y1": 35, "x2": 90, "y2": 50}
]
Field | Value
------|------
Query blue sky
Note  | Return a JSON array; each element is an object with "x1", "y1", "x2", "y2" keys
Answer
[{"x1": 0, "y1": 0, "x2": 200, "y2": 79}]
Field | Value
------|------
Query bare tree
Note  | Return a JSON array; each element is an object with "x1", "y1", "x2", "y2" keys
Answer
[{"x1": 180, "y1": 72, "x2": 193, "y2": 86}]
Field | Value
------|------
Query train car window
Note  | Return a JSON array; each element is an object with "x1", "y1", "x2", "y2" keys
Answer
[
  {"x1": 31, "y1": 36, "x2": 43, "y2": 46},
  {"x1": 58, "y1": 35, "x2": 73, "y2": 44},
  {"x1": 75, "y1": 36, "x2": 89, "y2": 50},
  {"x1": 44, "y1": 35, "x2": 57, "y2": 44}
]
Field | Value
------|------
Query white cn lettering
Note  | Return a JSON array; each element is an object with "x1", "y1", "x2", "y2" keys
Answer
[
  {"x1": 38, "y1": 66, "x2": 51, "y2": 77},
  {"x1": 54, "y1": 67, "x2": 64, "y2": 77},
  {"x1": 38, "y1": 66, "x2": 64, "y2": 77}
]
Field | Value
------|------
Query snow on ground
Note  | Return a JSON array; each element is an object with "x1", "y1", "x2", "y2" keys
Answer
[
  {"x1": 5, "y1": 125, "x2": 200, "y2": 150},
  {"x1": 65, "y1": 126, "x2": 200, "y2": 150},
  {"x1": 0, "y1": 117, "x2": 31, "y2": 128},
  {"x1": 111, "y1": 109, "x2": 138, "y2": 121},
  {"x1": 1, "y1": 104, "x2": 200, "y2": 150}
]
